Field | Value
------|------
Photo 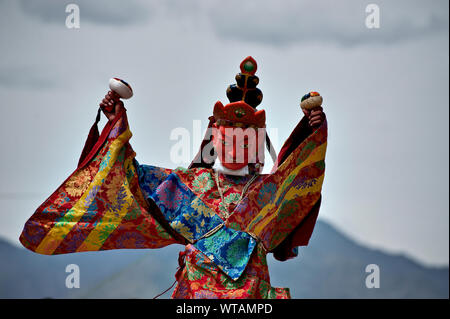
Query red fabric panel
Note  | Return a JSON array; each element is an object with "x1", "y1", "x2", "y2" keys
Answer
[{"x1": 77, "y1": 107, "x2": 126, "y2": 169}]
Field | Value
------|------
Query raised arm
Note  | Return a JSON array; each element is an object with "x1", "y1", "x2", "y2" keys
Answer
[
  {"x1": 238, "y1": 93, "x2": 327, "y2": 261},
  {"x1": 20, "y1": 97, "x2": 184, "y2": 255},
  {"x1": 276, "y1": 105, "x2": 325, "y2": 168}
]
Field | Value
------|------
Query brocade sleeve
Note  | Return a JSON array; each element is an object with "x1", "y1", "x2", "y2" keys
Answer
[
  {"x1": 19, "y1": 109, "x2": 183, "y2": 255},
  {"x1": 233, "y1": 115, "x2": 327, "y2": 256}
]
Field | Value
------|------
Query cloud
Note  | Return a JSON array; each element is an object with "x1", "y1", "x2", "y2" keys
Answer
[
  {"x1": 18, "y1": 0, "x2": 151, "y2": 26},
  {"x1": 14, "y1": 0, "x2": 449, "y2": 45},
  {"x1": 171, "y1": 0, "x2": 449, "y2": 47}
]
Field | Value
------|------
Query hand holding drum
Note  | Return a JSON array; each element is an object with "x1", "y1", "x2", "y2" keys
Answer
[
  {"x1": 300, "y1": 91, "x2": 324, "y2": 128},
  {"x1": 100, "y1": 78, "x2": 133, "y2": 120}
]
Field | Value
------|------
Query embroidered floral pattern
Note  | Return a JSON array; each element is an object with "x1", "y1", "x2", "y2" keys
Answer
[
  {"x1": 192, "y1": 172, "x2": 215, "y2": 193},
  {"x1": 257, "y1": 182, "x2": 277, "y2": 207},
  {"x1": 65, "y1": 169, "x2": 91, "y2": 197}
]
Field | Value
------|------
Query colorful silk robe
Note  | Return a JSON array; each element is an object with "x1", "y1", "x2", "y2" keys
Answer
[{"x1": 20, "y1": 108, "x2": 327, "y2": 299}]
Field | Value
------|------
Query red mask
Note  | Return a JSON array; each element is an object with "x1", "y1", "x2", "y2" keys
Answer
[{"x1": 212, "y1": 125, "x2": 263, "y2": 171}]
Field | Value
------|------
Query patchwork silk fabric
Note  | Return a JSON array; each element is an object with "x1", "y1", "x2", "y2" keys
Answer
[
  {"x1": 137, "y1": 165, "x2": 258, "y2": 280},
  {"x1": 236, "y1": 122, "x2": 327, "y2": 251},
  {"x1": 173, "y1": 121, "x2": 327, "y2": 252},
  {"x1": 172, "y1": 244, "x2": 290, "y2": 299},
  {"x1": 19, "y1": 112, "x2": 179, "y2": 254}
]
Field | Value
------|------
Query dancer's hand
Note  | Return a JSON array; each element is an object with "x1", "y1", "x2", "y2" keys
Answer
[
  {"x1": 100, "y1": 91, "x2": 124, "y2": 121},
  {"x1": 302, "y1": 106, "x2": 325, "y2": 128}
]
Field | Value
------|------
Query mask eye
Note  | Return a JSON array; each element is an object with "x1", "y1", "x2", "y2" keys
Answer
[{"x1": 241, "y1": 144, "x2": 249, "y2": 149}]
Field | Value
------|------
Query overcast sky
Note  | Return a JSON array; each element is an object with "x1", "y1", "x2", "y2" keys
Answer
[{"x1": 0, "y1": 0, "x2": 448, "y2": 267}]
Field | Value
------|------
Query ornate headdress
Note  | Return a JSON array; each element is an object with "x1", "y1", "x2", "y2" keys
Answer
[
  {"x1": 189, "y1": 56, "x2": 277, "y2": 169},
  {"x1": 213, "y1": 56, "x2": 265, "y2": 128}
]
